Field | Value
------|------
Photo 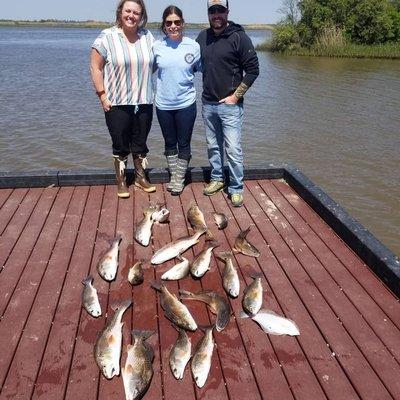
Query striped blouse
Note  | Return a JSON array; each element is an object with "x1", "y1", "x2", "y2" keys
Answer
[{"x1": 92, "y1": 26, "x2": 154, "y2": 106}]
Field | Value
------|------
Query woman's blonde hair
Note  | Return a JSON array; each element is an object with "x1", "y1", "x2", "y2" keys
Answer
[{"x1": 116, "y1": 0, "x2": 148, "y2": 29}]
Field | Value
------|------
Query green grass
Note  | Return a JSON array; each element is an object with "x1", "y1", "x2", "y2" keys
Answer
[{"x1": 256, "y1": 40, "x2": 400, "y2": 59}]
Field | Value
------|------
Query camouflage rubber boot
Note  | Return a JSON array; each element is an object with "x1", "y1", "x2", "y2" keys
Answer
[
  {"x1": 113, "y1": 155, "x2": 130, "y2": 198},
  {"x1": 171, "y1": 158, "x2": 189, "y2": 196},
  {"x1": 133, "y1": 155, "x2": 156, "y2": 193},
  {"x1": 165, "y1": 154, "x2": 178, "y2": 192}
]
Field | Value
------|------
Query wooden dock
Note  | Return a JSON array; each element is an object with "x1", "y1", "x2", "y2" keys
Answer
[{"x1": 0, "y1": 175, "x2": 400, "y2": 399}]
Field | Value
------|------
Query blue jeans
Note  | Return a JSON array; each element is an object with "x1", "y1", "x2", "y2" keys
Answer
[
  {"x1": 202, "y1": 103, "x2": 244, "y2": 194},
  {"x1": 156, "y1": 102, "x2": 197, "y2": 161}
]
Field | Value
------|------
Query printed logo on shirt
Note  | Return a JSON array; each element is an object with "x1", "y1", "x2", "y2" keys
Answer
[{"x1": 185, "y1": 53, "x2": 195, "y2": 64}]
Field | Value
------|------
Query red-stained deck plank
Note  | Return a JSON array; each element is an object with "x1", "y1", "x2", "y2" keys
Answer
[
  {"x1": 65, "y1": 185, "x2": 118, "y2": 400},
  {"x1": 0, "y1": 187, "x2": 74, "y2": 393},
  {"x1": 273, "y1": 179, "x2": 400, "y2": 330},
  {"x1": 129, "y1": 187, "x2": 163, "y2": 400},
  {"x1": 0, "y1": 178, "x2": 399, "y2": 400},
  {"x1": 0, "y1": 189, "x2": 12, "y2": 210},
  {"x1": 98, "y1": 186, "x2": 135, "y2": 400},
  {"x1": 243, "y1": 180, "x2": 393, "y2": 399},
  {"x1": 249, "y1": 180, "x2": 400, "y2": 398},
  {"x1": 0, "y1": 188, "x2": 43, "y2": 270},
  {"x1": 31, "y1": 186, "x2": 104, "y2": 400},
  {"x1": 190, "y1": 183, "x2": 295, "y2": 400},
  {"x1": 0, "y1": 187, "x2": 88, "y2": 398},
  {"x1": 0, "y1": 188, "x2": 58, "y2": 317},
  {"x1": 263, "y1": 181, "x2": 400, "y2": 363},
  {"x1": 164, "y1": 188, "x2": 230, "y2": 400},
  {"x1": 185, "y1": 185, "x2": 264, "y2": 400},
  {"x1": 0, "y1": 189, "x2": 28, "y2": 235}
]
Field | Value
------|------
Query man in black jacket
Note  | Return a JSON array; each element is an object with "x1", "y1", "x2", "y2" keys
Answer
[{"x1": 197, "y1": 0, "x2": 259, "y2": 207}]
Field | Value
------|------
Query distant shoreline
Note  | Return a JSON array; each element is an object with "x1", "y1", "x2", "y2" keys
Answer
[{"x1": 0, "y1": 19, "x2": 274, "y2": 30}]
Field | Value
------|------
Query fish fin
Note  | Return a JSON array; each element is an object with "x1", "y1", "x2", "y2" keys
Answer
[
  {"x1": 132, "y1": 329, "x2": 155, "y2": 341},
  {"x1": 178, "y1": 289, "x2": 194, "y2": 298},
  {"x1": 150, "y1": 281, "x2": 162, "y2": 292},
  {"x1": 107, "y1": 334, "x2": 117, "y2": 344},
  {"x1": 232, "y1": 246, "x2": 239, "y2": 253},
  {"x1": 82, "y1": 275, "x2": 93, "y2": 285},
  {"x1": 205, "y1": 229, "x2": 214, "y2": 241},
  {"x1": 239, "y1": 226, "x2": 251, "y2": 239}
]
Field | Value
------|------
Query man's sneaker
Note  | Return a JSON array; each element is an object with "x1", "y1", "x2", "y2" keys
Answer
[
  {"x1": 203, "y1": 181, "x2": 225, "y2": 196},
  {"x1": 231, "y1": 193, "x2": 243, "y2": 207}
]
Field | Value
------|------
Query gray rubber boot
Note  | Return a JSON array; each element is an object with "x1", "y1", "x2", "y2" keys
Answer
[
  {"x1": 171, "y1": 158, "x2": 189, "y2": 196},
  {"x1": 165, "y1": 154, "x2": 178, "y2": 192}
]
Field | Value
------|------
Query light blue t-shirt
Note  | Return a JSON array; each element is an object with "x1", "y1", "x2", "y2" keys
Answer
[{"x1": 153, "y1": 36, "x2": 201, "y2": 110}]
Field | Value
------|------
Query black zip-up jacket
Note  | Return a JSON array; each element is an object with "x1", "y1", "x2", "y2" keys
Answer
[{"x1": 196, "y1": 22, "x2": 259, "y2": 104}]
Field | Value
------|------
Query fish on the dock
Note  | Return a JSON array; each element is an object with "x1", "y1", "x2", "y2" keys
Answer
[
  {"x1": 179, "y1": 289, "x2": 230, "y2": 332},
  {"x1": 219, "y1": 251, "x2": 240, "y2": 298},
  {"x1": 94, "y1": 299, "x2": 132, "y2": 379},
  {"x1": 82, "y1": 275, "x2": 102, "y2": 317},
  {"x1": 233, "y1": 227, "x2": 260, "y2": 258},
  {"x1": 122, "y1": 330, "x2": 155, "y2": 400},
  {"x1": 161, "y1": 257, "x2": 190, "y2": 281},
  {"x1": 191, "y1": 325, "x2": 214, "y2": 388},
  {"x1": 128, "y1": 260, "x2": 144, "y2": 286},
  {"x1": 190, "y1": 240, "x2": 219, "y2": 278},
  {"x1": 242, "y1": 275, "x2": 263, "y2": 316},
  {"x1": 134, "y1": 205, "x2": 157, "y2": 247},
  {"x1": 240, "y1": 309, "x2": 300, "y2": 336},
  {"x1": 170, "y1": 327, "x2": 191, "y2": 380},
  {"x1": 212, "y1": 212, "x2": 228, "y2": 229},
  {"x1": 152, "y1": 282, "x2": 197, "y2": 331},
  {"x1": 151, "y1": 229, "x2": 206, "y2": 265},
  {"x1": 187, "y1": 202, "x2": 213, "y2": 240},
  {"x1": 97, "y1": 235, "x2": 122, "y2": 282},
  {"x1": 151, "y1": 204, "x2": 170, "y2": 223}
]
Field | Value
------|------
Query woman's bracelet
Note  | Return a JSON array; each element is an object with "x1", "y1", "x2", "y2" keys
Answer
[{"x1": 96, "y1": 90, "x2": 106, "y2": 97}]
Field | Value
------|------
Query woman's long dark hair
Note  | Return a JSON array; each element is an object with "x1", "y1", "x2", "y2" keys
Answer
[
  {"x1": 160, "y1": 5, "x2": 184, "y2": 35},
  {"x1": 116, "y1": 0, "x2": 148, "y2": 29}
]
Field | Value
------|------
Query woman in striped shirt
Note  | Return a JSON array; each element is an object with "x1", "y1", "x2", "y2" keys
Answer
[{"x1": 91, "y1": 0, "x2": 156, "y2": 197}]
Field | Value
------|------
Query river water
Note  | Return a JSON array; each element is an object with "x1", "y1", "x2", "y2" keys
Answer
[{"x1": 0, "y1": 27, "x2": 399, "y2": 256}]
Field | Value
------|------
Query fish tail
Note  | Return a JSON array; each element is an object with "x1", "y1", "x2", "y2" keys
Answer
[
  {"x1": 239, "y1": 226, "x2": 251, "y2": 239},
  {"x1": 150, "y1": 281, "x2": 163, "y2": 292},
  {"x1": 111, "y1": 299, "x2": 132, "y2": 312},
  {"x1": 198, "y1": 324, "x2": 215, "y2": 332},
  {"x1": 131, "y1": 329, "x2": 155, "y2": 341},
  {"x1": 218, "y1": 251, "x2": 233, "y2": 261},
  {"x1": 82, "y1": 275, "x2": 93, "y2": 285}
]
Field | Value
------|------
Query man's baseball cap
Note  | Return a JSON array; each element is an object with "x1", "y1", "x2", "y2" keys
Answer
[{"x1": 207, "y1": 0, "x2": 229, "y2": 10}]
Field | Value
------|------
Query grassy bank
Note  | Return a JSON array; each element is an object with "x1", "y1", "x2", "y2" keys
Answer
[
  {"x1": 256, "y1": 40, "x2": 400, "y2": 59},
  {"x1": 0, "y1": 20, "x2": 273, "y2": 30}
]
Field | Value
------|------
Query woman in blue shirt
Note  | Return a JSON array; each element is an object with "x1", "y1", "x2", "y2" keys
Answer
[{"x1": 153, "y1": 6, "x2": 201, "y2": 195}]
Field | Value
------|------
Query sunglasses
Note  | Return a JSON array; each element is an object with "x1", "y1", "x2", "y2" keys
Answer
[
  {"x1": 165, "y1": 19, "x2": 182, "y2": 27},
  {"x1": 208, "y1": 5, "x2": 227, "y2": 14}
]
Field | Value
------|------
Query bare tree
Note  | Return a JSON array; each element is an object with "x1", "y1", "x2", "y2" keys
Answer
[{"x1": 278, "y1": 0, "x2": 300, "y2": 24}]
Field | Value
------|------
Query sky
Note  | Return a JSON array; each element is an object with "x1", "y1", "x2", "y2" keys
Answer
[{"x1": 1, "y1": 0, "x2": 285, "y2": 24}]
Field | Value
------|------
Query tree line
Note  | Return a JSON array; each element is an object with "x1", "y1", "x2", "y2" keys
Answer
[{"x1": 271, "y1": 0, "x2": 400, "y2": 51}]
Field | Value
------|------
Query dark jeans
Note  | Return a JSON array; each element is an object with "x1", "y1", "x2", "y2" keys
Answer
[
  {"x1": 156, "y1": 102, "x2": 197, "y2": 161},
  {"x1": 105, "y1": 104, "x2": 153, "y2": 158}
]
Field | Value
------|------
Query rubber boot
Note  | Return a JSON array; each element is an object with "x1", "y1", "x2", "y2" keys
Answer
[
  {"x1": 113, "y1": 155, "x2": 130, "y2": 198},
  {"x1": 165, "y1": 154, "x2": 178, "y2": 192},
  {"x1": 171, "y1": 158, "x2": 189, "y2": 196},
  {"x1": 133, "y1": 155, "x2": 156, "y2": 193}
]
